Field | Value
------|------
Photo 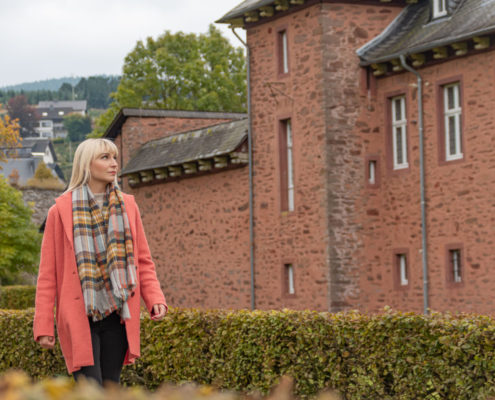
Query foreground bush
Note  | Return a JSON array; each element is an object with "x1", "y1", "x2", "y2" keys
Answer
[
  {"x1": 0, "y1": 371, "x2": 341, "y2": 400},
  {"x1": 0, "y1": 285, "x2": 35, "y2": 309},
  {"x1": 2, "y1": 308, "x2": 495, "y2": 399}
]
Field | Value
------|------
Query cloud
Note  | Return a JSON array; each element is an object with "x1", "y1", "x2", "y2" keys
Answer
[{"x1": 0, "y1": 0, "x2": 245, "y2": 87}]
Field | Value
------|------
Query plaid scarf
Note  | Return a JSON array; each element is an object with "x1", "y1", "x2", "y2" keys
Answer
[{"x1": 72, "y1": 183, "x2": 137, "y2": 322}]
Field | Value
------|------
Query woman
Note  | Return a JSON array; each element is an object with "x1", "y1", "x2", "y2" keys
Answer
[{"x1": 33, "y1": 138, "x2": 167, "y2": 385}]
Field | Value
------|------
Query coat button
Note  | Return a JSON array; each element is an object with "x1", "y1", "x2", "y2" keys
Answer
[
  {"x1": 131, "y1": 292, "x2": 135, "y2": 297},
  {"x1": 75, "y1": 297, "x2": 80, "y2": 300}
]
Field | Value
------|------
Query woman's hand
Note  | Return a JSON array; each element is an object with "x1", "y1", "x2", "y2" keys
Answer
[
  {"x1": 38, "y1": 336, "x2": 55, "y2": 349},
  {"x1": 151, "y1": 304, "x2": 167, "y2": 321}
]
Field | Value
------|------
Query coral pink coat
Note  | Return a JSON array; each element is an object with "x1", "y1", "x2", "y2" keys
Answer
[{"x1": 33, "y1": 191, "x2": 167, "y2": 373}]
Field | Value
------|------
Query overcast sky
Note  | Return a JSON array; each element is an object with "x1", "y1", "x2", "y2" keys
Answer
[{"x1": 0, "y1": 0, "x2": 246, "y2": 88}]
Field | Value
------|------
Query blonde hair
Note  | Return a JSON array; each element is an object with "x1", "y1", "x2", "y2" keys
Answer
[{"x1": 66, "y1": 138, "x2": 119, "y2": 192}]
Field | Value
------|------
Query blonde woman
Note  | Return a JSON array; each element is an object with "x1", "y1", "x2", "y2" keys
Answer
[{"x1": 34, "y1": 138, "x2": 167, "y2": 385}]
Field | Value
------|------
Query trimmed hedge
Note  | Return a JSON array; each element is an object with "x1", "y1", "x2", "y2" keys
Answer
[
  {"x1": 0, "y1": 285, "x2": 36, "y2": 309},
  {"x1": 2, "y1": 308, "x2": 495, "y2": 399}
]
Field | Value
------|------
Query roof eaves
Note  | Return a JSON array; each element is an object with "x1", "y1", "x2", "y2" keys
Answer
[
  {"x1": 216, "y1": 0, "x2": 275, "y2": 23},
  {"x1": 120, "y1": 119, "x2": 248, "y2": 176},
  {"x1": 359, "y1": 24, "x2": 495, "y2": 66}
]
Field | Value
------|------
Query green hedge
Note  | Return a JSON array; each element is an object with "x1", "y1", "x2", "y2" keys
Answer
[
  {"x1": 2, "y1": 308, "x2": 495, "y2": 399},
  {"x1": 0, "y1": 285, "x2": 36, "y2": 309}
]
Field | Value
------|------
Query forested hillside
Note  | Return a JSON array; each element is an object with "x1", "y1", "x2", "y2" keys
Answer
[{"x1": 0, "y1": 76, "x2": 120, "y2": 109}]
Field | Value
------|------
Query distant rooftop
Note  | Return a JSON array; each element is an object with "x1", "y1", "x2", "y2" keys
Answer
[{"x1": 37, "y1": 100, "x2": 87, "y2": 110}]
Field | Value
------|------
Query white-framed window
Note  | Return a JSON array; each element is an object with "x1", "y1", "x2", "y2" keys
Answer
[
  {"x1": 285, "y1": 264, "x2": 295, "y2": 294},
  {"x1": 279, "y1": 30, "x2": 289, "y2": 74},
  {"x1": 398, "y1": 254, "x2": 408, "y2": 286},
  {"x1": 368, "y1": 160, "x2": 376, "y2": 184},
  {"x1": 433, "y1": 0, "x2": 447, "y2": 18},
  {"x1": 443, "y1": 83, "x2": 462, "y2": 161},
  {"x1": 450, "y1": 249, "x2": 462, "y2": 283},
  {"x1": 391, "y1": 95, "x2": 408, "y2": 169},
  {"x1": 286, "y1": 119, "x2": 294, "y2": 211}
]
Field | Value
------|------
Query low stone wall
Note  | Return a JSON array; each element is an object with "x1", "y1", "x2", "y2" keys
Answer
[{"x1": 21, "y1": 188, "x2": 63, "y2": 229}]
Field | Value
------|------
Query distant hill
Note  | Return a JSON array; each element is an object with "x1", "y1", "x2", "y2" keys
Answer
[{"x1": 0, "y1": 75, "x2": 120, "y2": 92}]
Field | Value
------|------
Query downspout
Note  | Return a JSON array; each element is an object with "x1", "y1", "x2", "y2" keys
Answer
[
  {"x1": 232, "y1": 28, "x2": 255, "y2": 310},
  {"x1": 399, "y1": 55, "x2": 429, "y2": 314}
]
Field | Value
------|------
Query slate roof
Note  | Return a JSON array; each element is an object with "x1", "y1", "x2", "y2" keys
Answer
[
  {"x1": 104, "y1": 108, "x2": 247, "y2": 139},
  {"x1": 121, "y1": 118, "x2": 248, "y2": 176},
  {"x1": 21, "y1": 138, "x2": 58, "y2": 162},
  {"x1": 37, "y1": 107, "x2": 76, "y2": 121},
  {"x1": 0, "y1": 157, "x2": 40, "y2": 186},
  {"x1": 357, "y1": 0, "x2": 495, "y2": 65},
  {"x1": 37, "y1": 100, "x2": 87, "y2": 111}
]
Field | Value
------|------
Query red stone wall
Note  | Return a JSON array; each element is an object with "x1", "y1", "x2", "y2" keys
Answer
[
  {"x1": 113, "y1": 115, "x2": 250, "y2": 309},
  {"x1": 246, "y1": 3, "x2": 400, "y2": 311},
  {"x1": 356, "y1": 53, "x2": 495, "y2": 314},
  {"x1": 318, "y1": 3, "x2": 401, "y2": 310},
  {"x1": 131, "y1": 169, "x2": 251, "y2": 309}
]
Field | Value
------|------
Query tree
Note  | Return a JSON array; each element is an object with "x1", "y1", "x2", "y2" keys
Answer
[
  {"x1": 7, "y1": 95, "x2": 39, "y2": 137},
  {"x1": 25, "y1": 161, "x2": 64, "y2": 190},
  {"x1": 0, "y1": 175, "x2": 42, "y2": 284},
  {"x1": 0, "y1": 114, "x2": 21, "y2": 164},
  {"x1": 92, "y1": 25, "x2": 246, "y2": 136},
  {"x1": 63, "y1": 114, "x2": 92, "y2": 142}
]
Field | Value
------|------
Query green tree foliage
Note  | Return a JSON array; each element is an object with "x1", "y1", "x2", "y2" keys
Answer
[
  {"x1": 63, "y1": 114, "x2": 92, "y2": 142},
  {"x1": 92, "y1": 25, "x2": 247, "y2": 137},
  {"x1": 0, "y1": 175, "x2": 41, "y2": 284},
  {"x1": 75, "y1": 76, "x2": 120, "y2": 108}
]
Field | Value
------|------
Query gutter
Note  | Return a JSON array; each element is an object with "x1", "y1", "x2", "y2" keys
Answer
[
  {"x1": 399, "y1": 55, "x2": 429, "y2": 314},
  {"x1": 231, "y1": 28, "x2": 256, "y2": 311}
]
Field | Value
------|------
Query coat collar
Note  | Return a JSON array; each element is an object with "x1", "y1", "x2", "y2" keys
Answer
[{"x1": 55, "y1": 191, "x2": 74, "y2": 248}]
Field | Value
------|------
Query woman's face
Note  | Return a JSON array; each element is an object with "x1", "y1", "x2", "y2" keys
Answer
[{"x1": 89, "y1": 151, "x2": 118, "y2": 187}]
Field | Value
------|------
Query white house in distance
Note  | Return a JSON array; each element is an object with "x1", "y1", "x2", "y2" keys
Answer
[
  {"x1": 0, "y1": 138, "x2": 64, "y2": 186},
  {"x1": 35, "y1": 100, "x2": 87, "y2": 139}
]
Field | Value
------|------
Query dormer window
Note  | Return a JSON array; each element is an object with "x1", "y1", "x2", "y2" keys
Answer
[{"x1": 433, "y1": 0, "x2": 447, "y2": 18}]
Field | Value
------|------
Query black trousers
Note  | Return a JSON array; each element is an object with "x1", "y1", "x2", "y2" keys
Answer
[{"x1": 73, "y1": 312, "x2": 128, "y2": 386}]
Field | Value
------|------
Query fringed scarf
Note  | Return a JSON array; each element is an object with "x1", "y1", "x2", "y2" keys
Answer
[{"x1": 72, "y1": 183, "x2": 137, "y2": 322}]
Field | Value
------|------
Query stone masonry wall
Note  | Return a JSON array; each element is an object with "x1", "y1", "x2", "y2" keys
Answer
[
  {"x1": 21, "y1": 188, "x2": 63, "y2": 228},
  {"x1": 246, "y1": 3, "x2": 399, "y2": 311},
  {"x1": 114, "y1": 115, "x2": 251, "y2": 309},
  {"x1": 356, "y1": 53, "x2": 495, "y2": 314},
  {"x1": 319, "y1": 3, "x2": 401, "y2": 310},
  {"x1": 247, "y1": 4, "x2": 330, "y2": 311}
]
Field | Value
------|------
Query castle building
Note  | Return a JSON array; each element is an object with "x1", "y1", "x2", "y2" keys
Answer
[{"x1": 106, "y1": 0, "x2": 495, "y2": 314}]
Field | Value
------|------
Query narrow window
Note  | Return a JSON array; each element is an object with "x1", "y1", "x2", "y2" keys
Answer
[
  {"x1": 397, "y1": 254, "x2": 408, "y2": 286},
  {"x1": 280, "y1": 119, "x2": 294, "y2": 212},
  {"x1": 450, "y1": 249, "x2": 462, "y2": 283},
  {"x1": 278, "y1": 30, "x2": 289, "y2": 74},
  {"x1": 368, "y1": 160, "x2": 376, "y2": 184},
  {"x1": 391, "y1": 96, "x2": 408, "y2": 170},
  {"x1": 433, "y1": 0, "x2": 447, "y2": 18},
  {"x1": 443, "y1": 83, "x2": 462, "y2": 161},
  {"x1": 285, "y1": 264, "x2": 295, "y2": 294}
]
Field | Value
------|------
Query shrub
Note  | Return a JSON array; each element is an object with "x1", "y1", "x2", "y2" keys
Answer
[
  {"x1": 0, "y1": 176, "x2": 42, "y2": 284},
  {"x1": 0, "y1": 370, "x2": 341, "y2": 400},
  {"x1": 2, "y1": 308, "x2": 495, "y2": 399},
  {"x1": 0, "y1": 285, "x2": 36, "y2": 309}
]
